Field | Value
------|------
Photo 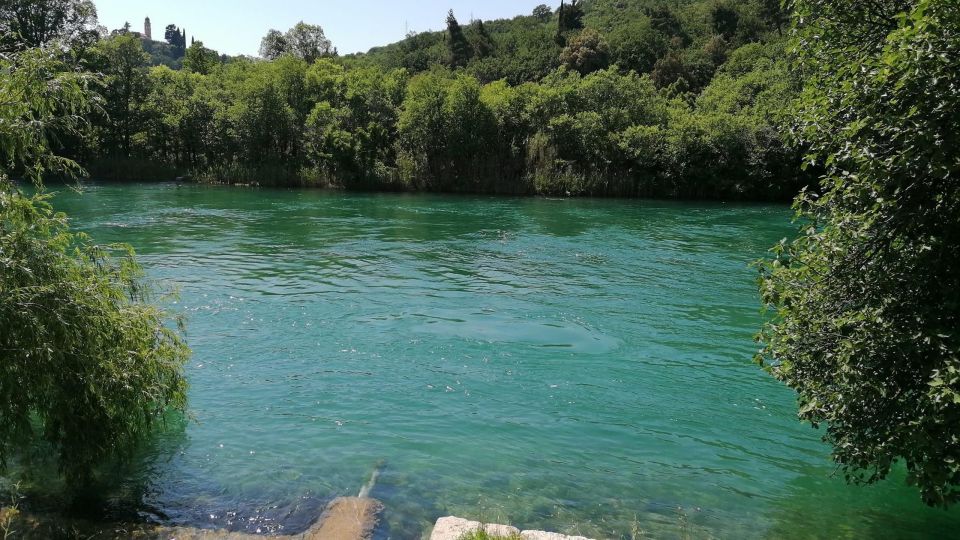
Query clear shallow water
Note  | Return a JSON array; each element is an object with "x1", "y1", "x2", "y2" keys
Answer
[{"x1": 35, "y1": 183, "x2": 958, "y2": 538}]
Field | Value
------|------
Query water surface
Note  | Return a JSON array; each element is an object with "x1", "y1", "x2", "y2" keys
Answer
[{"x1": 38, "y1": 183, "x2": 958, "y2": 539}]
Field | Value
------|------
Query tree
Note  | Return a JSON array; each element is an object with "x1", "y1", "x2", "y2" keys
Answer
[
  {"x1": 646, "y1": 5, "x2": 686, "y2": 43},
  {"x1": 183, "y1": 40, "x2": 219, "y2": 74},
  {"x1": 285, "y1": 21, "x2": 332, "y2": 63},
  {"x1": 164, "y1": 23, "x2": 185, "y2": 56},
  {"x1": 533, "y1": 4, "x2": 553, "y2": 22},
  {"x1": 398, "y1": 73, "x2": 497, "y2": 190},
  {"x1": 557, "y1": 0, "x2": 585, "y2": 36},
  {"x1": 164, "y1": 23, "x2": 178, "y2": 44},
  {"x1": 445, "y1": 10, "x2": 472, "y2": 68},
  {"x1": 758, "y1": 0, "x2": 960, "y2": 507},
  {"x1": 608, "y1": 20, "x2": 669, "y2": 74},
  {"x1": 0, "y1": 0, "x2": 99, "y2": 51},
  {"x1": 259, "y1": 28, "x2": 289, "y2": 59},
  {"x1": 471, "y1": 19, "x2": 494, "y2": 59},
  {"x1": 93, "y1": 34, "x2": 150, "y2": 157},
  {"x1": 560, "y1": 29, "x2": 610, "y2": 75},
  {"x1": 758, "y1": 0, "x2": 788, "y2": 35},
  {"x1": 0, "y1": 46, "x2": 189, "y2": 489},
  {"x1": 711, "y1": 2, "x2": 740, "y2": 39}
]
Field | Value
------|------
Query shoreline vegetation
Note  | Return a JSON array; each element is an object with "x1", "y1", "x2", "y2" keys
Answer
[{"x1": 40, "y1": 0, "x2": 807, "y2": 202}]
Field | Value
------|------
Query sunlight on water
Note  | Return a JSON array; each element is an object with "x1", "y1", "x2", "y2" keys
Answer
[{"x1": 28, "y1": 183, "x2": 958, "y2": 539}]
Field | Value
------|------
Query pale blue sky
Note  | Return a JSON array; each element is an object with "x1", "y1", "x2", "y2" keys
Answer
[{"x1": 93, "y1": 0, "x2": 551, "y2": 57}]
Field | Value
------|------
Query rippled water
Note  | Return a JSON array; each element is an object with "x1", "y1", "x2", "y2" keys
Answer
[{"x1": 34, "y1": 183, "x2": 958, "y2": 538}]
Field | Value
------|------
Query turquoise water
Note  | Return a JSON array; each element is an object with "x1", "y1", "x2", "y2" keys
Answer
[{"x1": 39, "y1": 183, "x2": 957, "y2": 538}]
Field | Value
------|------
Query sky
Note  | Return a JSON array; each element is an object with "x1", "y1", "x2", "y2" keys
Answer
[{"x1": 92, "y1": 0, "x2": 551, "y2": 57}]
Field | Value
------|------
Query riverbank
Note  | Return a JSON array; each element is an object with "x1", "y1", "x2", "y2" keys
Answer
[
  {"x1": 2, "y1": 497, "x2": 383, "y2": 539},
  {"x1": 2, "y1": 503, "x2": 595, "y2": 540},
  {"x1": 73, "y1": 156, "x2": 805, "y2": 202}
]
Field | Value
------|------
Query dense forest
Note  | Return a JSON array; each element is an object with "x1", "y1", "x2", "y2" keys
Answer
[{"x1": 6, "y1": 0, "x2": 804, "y2": 199}]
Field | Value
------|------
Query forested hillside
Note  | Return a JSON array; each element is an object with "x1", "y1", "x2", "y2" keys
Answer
[
  {"x1": 354, "y1": 0, "x2": 786, "y2": 89},
  {"x1": 24, "y1": 0, "x2": 805, "y2": 199}
]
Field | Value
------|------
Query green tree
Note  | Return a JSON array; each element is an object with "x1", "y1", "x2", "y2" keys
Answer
[
  {"x1": 285, "y1": 21, "x2": 333, "y2": 63},
  {"x1": 758, "y1": 0, "x2": 788, "y2": 35},
  {"x1": 557, "y1": 0, "x2": 585, "y2": 35},
  {"x1": 532, "y1": 4, "x2": 553, "y2": 22},
  {"x1": 445, "y1": 10, "x2": 473, "y2": 68},
  {"x1": 608, "y1": 20, "x2": 668, "y2": 74},
  {"x1": 397, "y1": 73, "x2": 498, "y2": 190},
  {"x1": 0, "y1": 46, "x2": 189, "y2": 489},
  {"x1": 471, "y1": 19, "x2": 494, "y2": 59},
  {"x1": 259, "y1": 28, "x2": 289, "y2": 60},
  {"x1": 711, "y1": 2, "x2": 741, "y2": 39},
  {"x1": 646, "y1": 5, "x2": 685, "y2": 41},
  {"x1": 183, "y1": 40, "x2": 219, "y2": 74},
  {"x1": 559, "y1": 29, "x2": 610, "y2": 75},
  {"x1": 93, "y1": 34, "x2": 151, "y2": 157},
  {"x1": 0, "y1": 0, "x2": 99, "y2": 51},
  {"x1": 758, "y1": 0, "x2": 960, "y2": 507},
  {"x1": 164, "y1": 23, "x2": 185, "y2": 56}
]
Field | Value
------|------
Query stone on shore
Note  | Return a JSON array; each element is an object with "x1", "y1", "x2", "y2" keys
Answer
[
  {"x1": 430, "y1": 516, "x2": 520, "y2": 540},
  {"x1": 429, "y1": 517, "x2": 594, "y2": 540},
  {"x1": 520, "y1": 531, "x2": 593, "y2": 540}
]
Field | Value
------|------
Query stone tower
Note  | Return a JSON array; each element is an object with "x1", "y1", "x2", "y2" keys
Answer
[{"x1": 144, "y1": 17, "x2": 152, "y2": 40}]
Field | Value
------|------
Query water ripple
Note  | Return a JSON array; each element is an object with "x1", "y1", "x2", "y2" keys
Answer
[{"x1": 31, "y1": 185, "x2": 960, "y2": 540}]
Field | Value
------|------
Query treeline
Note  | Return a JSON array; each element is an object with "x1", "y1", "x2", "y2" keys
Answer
[
  {"x1": 355, "y1": 0, "x2": 787, "y2": 91},
  {"x1": 29, "y1": 0, "x2": 806, "y2": 199}
]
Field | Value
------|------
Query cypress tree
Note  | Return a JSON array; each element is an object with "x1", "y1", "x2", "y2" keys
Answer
[
  {"x1": 556, "y1": 0, "x2": 584, "y2": 45},
  {"x1": 445, "y1": 10, "x2": 473, "y2": 68},
  {"x1": 472, "y1": 19, "x2": 494, "y2": 58}
]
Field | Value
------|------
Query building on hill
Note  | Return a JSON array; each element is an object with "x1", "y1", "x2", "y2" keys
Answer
[{"x1": 144, "y1": 17, "x2": 152, "y2": 40}]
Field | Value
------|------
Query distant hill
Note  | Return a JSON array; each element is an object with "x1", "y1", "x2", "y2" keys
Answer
[{"x1": 345, "y1": 0, "x2": 785, "y2": 90}]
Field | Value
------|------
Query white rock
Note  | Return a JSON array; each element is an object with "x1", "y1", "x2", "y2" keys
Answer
[
  {"x1": 430, "y1": 516, "x2": 520, "y2": 540},
  {"x1": 521, "y1": 530, "x2": 594, "y2": 540}
]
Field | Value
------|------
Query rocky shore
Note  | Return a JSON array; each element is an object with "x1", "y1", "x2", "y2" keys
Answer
[
  {"x1": 6, "y1": 500, "x2": 594, "y2": 540},
  {"x1": 6, "y1": 497, "x2": 383, "y2": 540}
]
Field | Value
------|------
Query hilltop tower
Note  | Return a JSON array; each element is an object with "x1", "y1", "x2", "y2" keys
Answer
[{"x1": 144, "y1": 17, "x2": 152, "y2": 40}]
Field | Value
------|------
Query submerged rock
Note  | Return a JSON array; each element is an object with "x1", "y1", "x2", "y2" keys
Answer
[{"x1": 306, "y1": 497, "x2": 384, "y2": 540}]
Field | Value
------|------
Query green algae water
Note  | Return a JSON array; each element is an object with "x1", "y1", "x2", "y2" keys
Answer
[{"x1": 37, "y1": 183, "x2": 957, "y2": 538}]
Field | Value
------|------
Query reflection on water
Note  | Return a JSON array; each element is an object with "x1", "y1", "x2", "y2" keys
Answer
[{"x1": 13, "y1": 183, "x2": 957, "y2": 539}]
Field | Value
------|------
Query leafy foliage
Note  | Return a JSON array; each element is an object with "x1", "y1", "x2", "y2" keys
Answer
[
  {"x1": 90, "y1": 34, "x2": 150, "y2": 157},
  {"x1": 558, "y1": 0, "x2": 586, "y2": 36},
  {"x1": 0, "y1": 191, "x2": 189, "y2": 487},
  {"x1": 183, "y1": 40, "x2": 219, "y2": 74},
  {"x1": 0, "y1": 0, "x2": 99, "y2": 52},
  {"x1": 0, "y1": 46, "x2": 189, "y2": 488},
  {"x1": 65, "y1": 0, "x2": 803, "y2": 199},
  {"x1": 164, "y1": 23, "x2": 186, "y2": 54},
  {"x1": 260, "y1": 21, "x2": 333, "y2": 63},
  {"x1": 559, "y1": 28, "x2": 610, "y2": 74},
  {"x1": 757, "y1": 0, "x2": 960, "y2": 506},
  {"x1": 446, "y1": 10, "x2": 473, "y2": 68},
  {"x1": 259, "y1": 29, "x2": 288, "y2": 60}
]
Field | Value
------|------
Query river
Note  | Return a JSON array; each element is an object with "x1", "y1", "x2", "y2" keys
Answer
[{"x1": 34, "y1": 183, "x2": 957, "y2": 539}]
